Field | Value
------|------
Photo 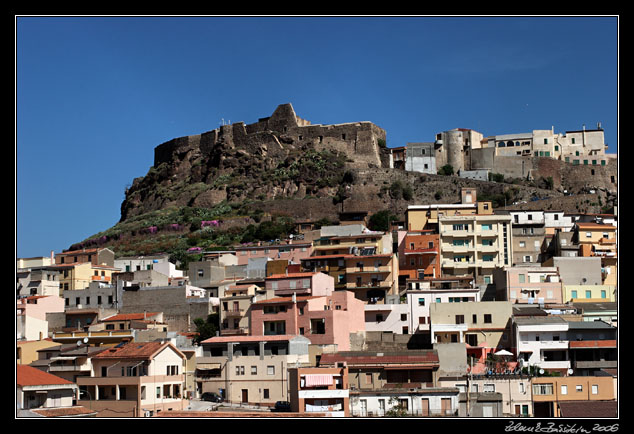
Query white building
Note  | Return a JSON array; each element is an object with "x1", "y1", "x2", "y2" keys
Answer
[{"x1": 513, "y1": 316, "x2": 570, "y2": 372}]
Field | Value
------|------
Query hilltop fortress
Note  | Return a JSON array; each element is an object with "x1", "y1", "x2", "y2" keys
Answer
[
  {"x1": 120, "y1": 103, "x2": 616, "y2": 224},
  {"x1": 154, "y1": 103, "x2": 389, "y2": 170}
]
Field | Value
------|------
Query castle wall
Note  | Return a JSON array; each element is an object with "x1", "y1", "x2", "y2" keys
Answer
[{"x1": 153, "y1": 104, "x2": 387, "y2": 169}]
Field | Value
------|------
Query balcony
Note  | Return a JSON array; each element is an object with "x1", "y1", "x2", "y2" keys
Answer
[
  {"x1": 224, "y1": 308, "x2": 245, "y2": 317},
  {"x1": 346, "y1": 265, "x2": 391, "y2": 274}
]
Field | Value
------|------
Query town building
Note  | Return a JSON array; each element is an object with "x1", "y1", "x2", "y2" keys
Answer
[
  {"x1": 513, "y1": 316, "x2": 570, "y2": 375},
  {"x1": 318, "y1": 350, "x2": 460, "y2": 417},
  {"x1": 531, "y1": 375, "x2": 615, "y2": 417},
  {"x1": 249, "y1": 291, "x2": 365, "y2": 351},
  {"x1": 288, "y1": 365, "x2": 350, "y2": 417},
  {"x1": 197, "y1": 334, "x2": 311, "y2": 406},
  {"x1": 17, "y1": 364, "x2": 95, "y2": 418},
  {"x1": 430, "y1": 301, "x2": 513, "y2": 363},
  {"x1": 76, "y1": 341, "x2": 187, "y2": 417},
  {"x1": 493, "y1": 266, "x2": 563, "y2": 305}
]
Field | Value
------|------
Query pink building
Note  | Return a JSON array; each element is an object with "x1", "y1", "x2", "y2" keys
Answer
[
  {"x1": 265, "y1": 272, "x2": 334, "y2": 297},
  {"x1": 17, "y1": 295, "x2": 65, "y2": 321},
  {"x1": 234, "y1": 243, "x2": 313, "y2": 266},
  {"x1": 493, "y1": 266, "x2": 564, "y2": 305},
  {"x1": 250, "y1": 291, "x2": 365, "y2": 351}
]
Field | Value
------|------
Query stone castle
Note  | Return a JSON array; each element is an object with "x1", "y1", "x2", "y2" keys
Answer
[{"x1": 153, "y1": 103, "x2": 390, "y2": 171}]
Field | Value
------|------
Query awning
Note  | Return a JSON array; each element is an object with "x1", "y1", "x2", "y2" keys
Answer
[
  {"x1": 304, "y1": 374, "x2": 333, "y2": 387},
  {"x1": 197, "y1": 363, "x2": 222, "y2": 370}
]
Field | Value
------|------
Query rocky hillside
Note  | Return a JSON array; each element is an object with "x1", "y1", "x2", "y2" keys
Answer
[{"x1": 72, "y1": 104, "x2": 617, "y2": 259}]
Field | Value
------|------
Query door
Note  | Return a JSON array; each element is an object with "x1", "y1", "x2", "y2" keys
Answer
[
  {"x1": 421, "y1": 398, "x2": 430, "y2": 416},
  {"x1": 241, "y1": 389, "x2": 248, "y2": 404},
  {"x1": 441, "y1": 398, "x2": 451, "y2": 416},
  {"x1": 359, "y1": 399, "x2": 367, "y2": 417}
]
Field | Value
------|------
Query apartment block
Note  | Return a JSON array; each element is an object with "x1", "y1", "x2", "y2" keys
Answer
[
  {"x1": 77, "y1": 341, "x2": 187, "y2": 417},
  {"x1": 531, "y1": 375, "x2": 615, "y2": 417},
  {"x1": 250, "y1": 290, "x2": 365, "y2": 351},
  {"x1": 430, "y1": 301, "x2": 513, "y2": 362},
  {"x1": 288, "y1": 366, "x2": 350, "y2": 417},
  {"x1": 493, "y1": 266, "x2": 563, "y2": 305},
  {"x1": 197, "y1": 335, "x2": 311, "y2": 406},
  {"x1": 438, "y1": 214, "x2": 513, "y2": 285}
]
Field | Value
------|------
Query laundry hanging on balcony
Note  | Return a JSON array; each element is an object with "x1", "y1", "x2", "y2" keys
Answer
[{"x1": 304, "y1": 374, "x2": 333, "y2": 387}]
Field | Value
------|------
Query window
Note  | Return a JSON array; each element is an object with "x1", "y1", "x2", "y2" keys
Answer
[
  {"x1": 484, "y1": 314, "x2": 492, "y2": 323},
  {"x1": 251, "y1": 366, "x2": 257, "y2": 375},
  {"x1": 571, "y1": 290, "x2": 578, "y2": 299},
  {"x1": 519, "y1": 274, "x2": 525, "y2": 283},
  {"x1": 157, "y1": 387, "x2": 161, "y2": 399},
  {"x1": 267, "y1": 366, "x2": 275, "y2": 375},
  {"x1": 236, "y1": 366, "x2": 245, "y2": 376},
  {"x1": 263, "y1": 389, "x2": 270, "y2": 399},
  {"x1": 592, "y1": 385, "x2": 599, "y2": 395},
  {"x1": 576, "y1": 385, "x2": 583, "y2": 392},
  {"x1": 585, "y1": 290, "x2": 592, "y2": 299},
  {"x1": 532, "y1": 383, "x2": 553, "y2": 395},
  {"x1": 400, "y1": 313, "x2": 407, "y2": 321},
  {"x1": 418, "y1": 298, "x2": 425, "y2": 306},
  {"x1": 472, "y1": 314, "x2": 477, "y2": 323},
  {"x1": 455, "y1": 315, "x2": 465, "y2": 324},
  {"x1": 561, "y1": 385, "x2": 568, "y2": 395},
  {"x1": 484, "y1": 384, "x2": 495, "y2": 392}
]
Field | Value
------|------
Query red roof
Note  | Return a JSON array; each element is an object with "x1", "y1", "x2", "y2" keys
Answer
[
  {"x1": 17, "y1": 365, "x2": 75, "y2": 387},
  {"x1": 92, "y1": 341, "x2": 175, "y2": 360},
  {"x1": 201, "y1": 334, "x2": 300, "y2": 344},
  {"x1": 102, "y1": 312, "x2": 161, "y2": 322},
  {"x1": 267, "y1": 272, "x2": 317, "y2": 279},
  {"x1": 319, "y1": 352, "x2": 439, "y2": 367}
]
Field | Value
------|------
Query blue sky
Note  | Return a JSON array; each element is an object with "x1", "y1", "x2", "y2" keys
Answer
[{"x1": 16, "y1": 16, "x2": 618, "y2": 259}]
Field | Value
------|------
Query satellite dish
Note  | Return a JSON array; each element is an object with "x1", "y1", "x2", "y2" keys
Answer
[
  {"x1": 83, "y1": 337, "x2": 89, "y2": 344},
  {"x1": 76, "y1": 340, "x2": 82, "y2": 347},
  {"x1": 568, "y1": 368, "x2": 574, "y2": 375},
  {"x1": 539, "y1": 369, "x2": 545, "y2": 375}
]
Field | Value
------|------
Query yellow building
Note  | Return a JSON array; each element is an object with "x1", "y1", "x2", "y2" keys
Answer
[
  {"x1": 574, "y1": 222, "x2": 617, "y2": 286},
  {"x1": 438, "y1": 213, "x2": 513, "y2": 285},
  {"x1": 406, "y1": 188, "x2": 493, "y2": 232},
  {"x1": 53, "y1": 262, "x2": 119, "y2": 292},
  {"x1": 563, "y1": 284, "x2": 616, "y2": 303},
  {"x1": 312, "y1": 232, "x2": 392, "y2": 257},
  {"x1": 343, "y1": 253, "x2": 399, "y2": 304},
  {"x1": 531, "y1": 375, "x2": 615, "y2": 418},
  {"x1": 16, "y1": 338, "x2": 58, "y2": 365}
]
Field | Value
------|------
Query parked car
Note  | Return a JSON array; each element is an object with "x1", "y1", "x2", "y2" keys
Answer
[
  {"x1": 272, "y1": 401, "x2": 291, "y2": 412},
  {"x1": 201, "y1": 392, "x2": 223, "y2": 402}
]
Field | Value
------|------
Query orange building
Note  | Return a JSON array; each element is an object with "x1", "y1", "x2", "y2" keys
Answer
[{"x1": 399, "y1": 232, "x2": 441, "y2": 283}]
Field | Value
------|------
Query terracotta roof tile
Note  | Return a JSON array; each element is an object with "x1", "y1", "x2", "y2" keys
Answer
[
  {"x1": 558, "y1": 401, "x2": 618, "y2": 418},
  {"x1": 267, "y1": 272, "x2": 317, "y2": 279},
  {"x1": 17, "y1": 365, "x2": 75, "y2": 387},
  {"x1": 102, "y1": 312, "x2": 160, "y2": 322},
  {"x1": 319, "y1": 352, "x2": 439, "y2": 366},
  {"x1": 92, "y1": 341, "x2": 168, "y2": 360}
]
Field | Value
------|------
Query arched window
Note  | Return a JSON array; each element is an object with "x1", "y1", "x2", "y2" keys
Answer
[
  {"x1": 507, "y1": 141, "x2": 514, "y2": 147},
  {"x1": 498, "y1": 142, "x2": 506, "y2": 147}
]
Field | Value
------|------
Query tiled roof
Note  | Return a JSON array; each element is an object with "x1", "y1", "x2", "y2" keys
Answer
[
  {"x1": 558, "y1": 401, "x2": 618, "y2": 418},
  {"x1": 30, "y1": 406, "x2": 97, "y2": 417},
  {"x1": 17, "y1": 365, "x2": 75, "y2": 387},
  {"x1": 101, "y1": 312, "x2": 160, "y2": 322},
  {"x1": 201, "y1": 334, "x2": 300, "y2": 344},
  {"x1": 92, "y1": 341, "x2": 170, "y2": 360},
  {"x1": 267, "y1": 272, "x2": 317, "y2": 279},
  {"x1": 319, "y1": 351, "x2": 439, "y2": 366}
]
